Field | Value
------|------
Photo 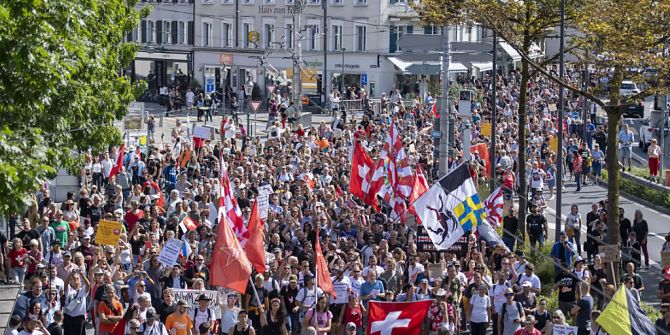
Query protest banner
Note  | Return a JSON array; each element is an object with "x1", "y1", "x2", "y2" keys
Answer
[
  {"x1": 257, "y1": 185, "x2": 274, "y2": 220},
  {"x1": 96, "y1": 220, "x2": 123, "y2": 246},
  {"x1": 172, "y1": 289, "x2": 219, "y2": 308},
  {"x1": 158, "y1": 238, "x2": 182, "y2": 267},
  {"x1": 553, "y1": 324, "x2": 578, "y2": 335}
]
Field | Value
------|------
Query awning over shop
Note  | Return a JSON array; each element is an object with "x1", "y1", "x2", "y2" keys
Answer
[
  {"x1": 387, "y1": 56, "x2": 468, "y2": 74},
  {"x1": 471, "y1": 62, "x2": 493, "y2": 71},
  {"x1": 499, "y1": 42, "x2": 521, "y2": 62}
]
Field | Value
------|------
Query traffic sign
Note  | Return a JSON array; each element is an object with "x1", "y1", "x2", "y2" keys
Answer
[
  {"x1": 267, "y1": 84, "x2": 276, "y2": 94},
  {"x1": 571, "y1": 111, "x2": 580, "y2": 119},
  {"x1": 360, "y1": 73, "x2": 368, "y2": 86},
  {"x1": 205, "y1": 78, "x2": 215, "y2": 95},
  {"x1": 570, "y1": 100, "x2": 580, "y2": 110},
  {"x1": 250, "y1": 101, "x2": 262, "y2": 112}
]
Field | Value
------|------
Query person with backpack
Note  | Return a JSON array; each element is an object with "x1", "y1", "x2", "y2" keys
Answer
[
  {"x1": 498, "y1": 288, "x2": 524, "y2": 335},
  {"x1": 140, "y1": 308, "x2": 168, "y2": 335},
  {"x1": 190, "y1": 295, "x2": 215, "y2": 335},
  {"x1": 295, "y1": 274, "x2": 322, "y2": 322}
]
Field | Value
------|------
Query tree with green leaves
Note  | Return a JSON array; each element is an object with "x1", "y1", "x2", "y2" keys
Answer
[
  {"x1": 0, "y1": 0, "x2": 147, "y2": 218},
  {"x1": 413, "y1": 0, "x2": 580, "y2": 246}
]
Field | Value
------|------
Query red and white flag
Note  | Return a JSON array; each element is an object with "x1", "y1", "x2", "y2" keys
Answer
[
  {"x1": 408, "y1": 165, "x2": 430, "y2": 223},
  {"x1": 367, "y1": 300, "x2": 433, "y2": 335},
  {"x1": 108, "y1": 144, "x2": 125, "y2": 178},
  {"x1": 483, "y1": 187, "x2": 504, "y2": 228},
  {"x1": 350, "y1": 142, "x2": 377, "y2": 208},
  {"x1": 218, "y1": 157, "x2": 249, "y2": 246}
]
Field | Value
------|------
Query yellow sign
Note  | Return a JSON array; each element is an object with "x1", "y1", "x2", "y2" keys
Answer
[
  {"x1": 549, "y1": 136, "x2": 558, "y2": 153},
  {"x1": 285, "y1": 68, "x2": 318, "y2": 89},
  {"x1": 480, "y1": 122, "x2": 492, "y2": 137},
  {"x1": 247, "y1": 31, "x2": 260, "y2": 42},
  {"x1": 96, "y1": 220, "x2": 123, "y2": 246},
  {"x1": 139, "y1": 136, "x2": 147, "y2": 146}
]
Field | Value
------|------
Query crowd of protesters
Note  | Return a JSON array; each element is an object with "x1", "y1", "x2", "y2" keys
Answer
[{"x1": 2, "y1": 65, "x2": 668, "y2": 335}]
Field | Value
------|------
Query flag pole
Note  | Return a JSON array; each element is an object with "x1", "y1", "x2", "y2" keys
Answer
[{"x1": 250, "y1": 275, "x2": 263, "y2": 307}]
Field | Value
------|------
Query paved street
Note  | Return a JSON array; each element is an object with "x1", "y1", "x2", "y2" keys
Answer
[{"x1": 543, "y1": 178, "x2": 667, "y2": 305}]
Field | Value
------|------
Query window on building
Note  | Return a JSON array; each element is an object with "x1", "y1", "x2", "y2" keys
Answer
[
  {"x1": 424, "y1": 25, "x2": 439, "y2": 35},
  {"x1": 309, "y1": 0, "x2": 320, "y2": 4},
  {"x1": 355, "y1": 0, "x2": 367, "y2": 4},
  {"x1": 222, "y1": 0, "x2": 233, "y2": 3},
  {"x1": 332, "y1": 0, "x2": 343, "y2": 4},
  {"x1": 203, "y1": 22, "x2": 212, "y2": 46},
  {"x1": 222, "y1": 22, "x2": 232, "y2": 47},
  {"x1": 308, "y1": 25, "x2": 319, "y2": 51},
  {"x1": 243, "y1": 23, "x2": 253, "y2": 47},
  {"x1": 264, "y1": 0, "x2": 275, "y2": 3},
  {"x1": 355, "y1": 25, "x2": 366, "y2": 51},
  {"x1": 285, "y1": 24, "x2": 293, "y2": 49},
  {"x1": 286, "y1": 0, "x2": 294, "y2": 4},
  {"x1": 264, "y1": 24, "x2": 274, "y2": 48},
  {"x1": 148, "y1": 20, "x2": 155, "y2": 43},
  {"x1": 163, "y1": 21, "x2": 172, "y2": 44},
  {"x1": 178, "y1": 21, "x2": 186, "y2": 44},
  {"x1": 332, "y1": 25, "x2": 342, "y2": 51}
]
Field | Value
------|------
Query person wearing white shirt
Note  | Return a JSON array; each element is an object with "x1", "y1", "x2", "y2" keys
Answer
[
  {"x1": 190, "y1": 295, "x2": 216, "y2": 334},
  {"x1": 515, "y1": 264, "x2": 541, "y2": 294},
  {"x1": 407, "y1": 256, "x2": 425, "y2": 285},
  {"x1": 468, "y1": 284, "x2": 492, "y2": 335}
]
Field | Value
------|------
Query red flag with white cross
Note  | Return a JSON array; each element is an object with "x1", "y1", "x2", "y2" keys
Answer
[{"x1": 367, "y1": 300, "x2": 432, "y2": 335}]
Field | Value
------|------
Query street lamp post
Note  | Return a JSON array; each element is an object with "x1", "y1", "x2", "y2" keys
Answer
[
  {"x1": 341, "y1": 48, "x2": 346, "y2": 92},
  {"x1": 556, "y1": 0, "x2": 566, "y2": 241}
]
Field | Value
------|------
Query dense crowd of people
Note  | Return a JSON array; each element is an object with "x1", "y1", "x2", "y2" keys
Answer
[{"x1": 3, "y1": 66, "x2": 666, "y2": 335}]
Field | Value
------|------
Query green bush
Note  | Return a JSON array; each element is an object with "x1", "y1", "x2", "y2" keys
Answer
[
  {"x1": 524, "y1": 244, "x2": 556, "y2": 296},
  {"x1": 602, "y1": 170, "x2": 670, "y2": 208},
  {"x1": 641, "y1": 301, "x2": 662, "y2": 324}
]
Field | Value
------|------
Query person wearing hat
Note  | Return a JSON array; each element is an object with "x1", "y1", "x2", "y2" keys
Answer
[
  {"x1": 498, "y1": 287, "x2": 524, "y2": 335},
  {"x1": 344, "y1": 321, "x2": 357, "y2": 335},
  {"x1": 572, "y1": 257, "x2": 591, "y2": 283},
  {"x1": 515, "y1": 282, "x2": 537, "y2": 316},
  {"x1": 190, "y1": 294, "x2": 215, "y2": 334},
  {"x1": 427, "y1": 288, "x2": 453, "y2": 334},
  {"x1": 514, "y1": 315, "x2": 541, "y2": 335},
  {"x1": 165, "y1": 300, "x2": 193, "y2": 335}
]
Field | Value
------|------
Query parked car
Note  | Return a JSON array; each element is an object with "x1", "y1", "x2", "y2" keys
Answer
[
  {"x1": 620, "y1": 80, "x2": 640, "y2": 97},
  {"x1": 638, "y1": 118, "x2": 654, "y2": 151},
  {"x1": 623, "y1": 101, "x2": 645, "y2": 118},
  {"x1": 639, "y1": 112, "x2": 670, "y2": 151}
]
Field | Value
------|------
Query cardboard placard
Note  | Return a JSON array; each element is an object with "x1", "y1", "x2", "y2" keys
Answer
[
  {"x1": 428, "y1": 263, "x2": 444, "y2": 280},
  {"x1": 96, "y1": 220, "x2": 123, "y2": 246},
  {"x1": 599, "y1": 245, "x2": 621, "y2": 263},
  {"x1": 480, "y1": 122, "x2": 492, "y2": 137},
  {"x1": 193, "y1": 126, "x2": 211, "y2": 139},
  {"x1": 549, "y1": 136, "x2": 559, "y2": 153},
  {"x1": 662, "y1": 251, "x2": 670, "y2": 268},
  {"x1": 553, "y1": 324, "x2": 578, "y2": 335},
  {"x1": 158, "y1": 238, "x2": 182, "y2": 267}
]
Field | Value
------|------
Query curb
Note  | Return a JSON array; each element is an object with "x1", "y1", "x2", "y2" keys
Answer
[{"x1": 599, "y1": 180, "x2": 670, "y2": 216}]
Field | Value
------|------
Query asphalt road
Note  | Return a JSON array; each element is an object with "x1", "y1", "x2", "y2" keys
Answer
[{"x1": 543, "y1": 177, "x2": 667, "y2": 305}]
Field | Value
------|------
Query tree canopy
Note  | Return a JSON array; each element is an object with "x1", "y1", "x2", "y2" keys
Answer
[{"x1": 0, "y1": 0, "x2": 146, "y2": 216}]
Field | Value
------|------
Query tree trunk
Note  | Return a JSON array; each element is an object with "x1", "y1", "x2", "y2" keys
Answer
[
  {"x1": 517, "y1": 59, "x2": 530, "y2": 247},
  {"x1": 605, "y1": 67, "x2": 624, "y2": 285}
]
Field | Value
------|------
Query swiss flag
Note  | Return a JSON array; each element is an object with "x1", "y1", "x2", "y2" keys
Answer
[
  {"x1": 350, "y1": 141, "x2": 376, "y2": 208},
  {"x1": 367, "y1": 300, "x2": 432, "y2": 335},
  {"x1": 108, "y1": 144, "x2": 125, "y2": 178}
]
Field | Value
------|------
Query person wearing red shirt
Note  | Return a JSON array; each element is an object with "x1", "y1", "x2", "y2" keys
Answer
[
  {"x1": 339, "y1": 295, "x2": 364, "y2": 329},
  {"x1": 8, "y1": 238, "x2": 28, "y2": 285},
  {"x1": 124, "y1": 200, "x2": 144, "y2": 232},
  {"x1": 513, "y1": 315, "x2": 542, "y2": 335}
]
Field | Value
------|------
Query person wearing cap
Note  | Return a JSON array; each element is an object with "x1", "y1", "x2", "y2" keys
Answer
[
  {"x1": 498, "y1": 287, "x2": 523, "y2": 335},
  {"x1": 550, "y1": 231, "x2": 575, "y2": 276},
  {"x1": 343, "y1": 321, "x2": 357, "y2": 335},
  {"x1": 514, "y1": 282, "x2": 537, "y2": 316},
  {"x1": 572, "y1": 257, "x2": 591, "y2": 283},
  {"x1": 190, "y1": 294, "x2": 215, "y2": 334},
  {"x1": 513, "y1": 315, "x2": 541, "y2": 335},
  {"x1": 166, "y1": 300, "x2": 194, "y2": 335}
]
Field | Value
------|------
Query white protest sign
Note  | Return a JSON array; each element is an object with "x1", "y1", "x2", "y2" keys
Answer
[
  {"x1": 172, "y1": 289, "x2": 219, "y2": 308},
  {"x1": 553, "y1": 324, "x2": 578, "y2": 335},
  {"x1": 158, "y1": 238, "x2": 182, "y2": 267},
  {"x1": 257, "y1": 184, "x2": 274, "y2": 220},
  {"x1": 193, "y1": 125, "x2": 211, "y2": 139}
]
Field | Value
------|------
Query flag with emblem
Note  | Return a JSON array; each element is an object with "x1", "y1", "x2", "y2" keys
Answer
[
  {"x1": 244, "y1": 200, "x2": 266, "y2": 274},
  {"x1": 367, "y1": 300, "x2": 432, "y2": 335},
  {"x1": 413, "y1": 163, "x2": 486, "y2": 250},
  {"x1": 483, "y1": 187, "x2": 504, "y2": 228},
  {"x1": 210, "y1": 215, "x2": 253, "y2": 293}
]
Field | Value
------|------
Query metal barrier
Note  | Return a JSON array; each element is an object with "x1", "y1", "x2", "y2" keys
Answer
[{"x1": 340, "y1": 99, "x2": 363, "y2": 112}]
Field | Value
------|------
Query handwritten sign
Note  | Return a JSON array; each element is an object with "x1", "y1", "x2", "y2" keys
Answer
[
  {"x1": 172, "y1": 289, "x2": 221, "y2": 318},
  {"x1": 193, "y1": 126, "x2": 211, "y2": 140},
  {"x1": 96, "y1": 220, "x2": 123, "y2": 246},
  {"x1": 480, "y1": 122, "x2": 492, "y2": 137},
  {"x1": 553, "y1": 324, "x2": 578, "y2": 335},
  {"x1": 158, "y1": 238, "x2": 182, "y2": 267},
  {"x1": 257, "y1": 185, "x2": 274, "y2": 220}
]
